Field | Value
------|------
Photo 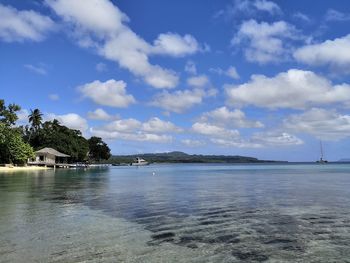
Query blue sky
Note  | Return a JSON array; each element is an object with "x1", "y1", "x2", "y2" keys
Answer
[{"x1": 1, "y1": 0, "x2": 350, "y2": 161}]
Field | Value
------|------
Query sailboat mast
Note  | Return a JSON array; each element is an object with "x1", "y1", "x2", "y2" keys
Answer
[{"x1": 320, "y1": 141, "x2": 324, "y2": 160}]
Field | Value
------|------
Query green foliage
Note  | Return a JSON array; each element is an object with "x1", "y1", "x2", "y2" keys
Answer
[
  {"x1": 0, "y1": 123, "x2": 34, "y2": 164},
  {"x1": 107, "y1": 151, "x2": 275, "y2": 164},
  {"x1": 88, "y1": 136, "x2": 111, "y2": 161},
  {"x1": 30, "y1": 120, "x2": 89, "y2": 162},
  {"x1": 28, "y1": 108, "x2": 43, "y2": 131},
  {"x1": 0, "y1": 99, "x2": 21, "y2": 126}
]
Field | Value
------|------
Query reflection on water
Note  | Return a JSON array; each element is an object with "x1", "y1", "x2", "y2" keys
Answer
[{"x1": 1, "y1": 164, "x2": 350, "y2": 262}]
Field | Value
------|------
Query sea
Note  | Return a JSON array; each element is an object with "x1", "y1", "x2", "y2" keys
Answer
[{"x1": 1, "y1": 163, "x2": 350, "y2": 262}]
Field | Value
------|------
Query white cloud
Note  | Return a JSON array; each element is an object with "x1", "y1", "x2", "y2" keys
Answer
[
  {"x1": 79, "y1": 79, "x2": 136, "y2": 108},
  {"x1": 210, "y1": 66, "x2": 240, "y2": 79},
  {"x1": 250, "y1": 131, "x2": 303, "y2": 146},
  {"x1": 284, "y1": 108, "x2": 350, "y2": 140},
  {"x1": 96, "y1": 62, "x2": 107, "y2": 72},
  {"x1": 152, "y1": 33, "x2": 200, "y2": 57},
  {"x1": 210, "y1": 138, "x2": 261, "y2": 148},
  {"x1": 0, "y1": 4, "x2": 55, "y2": 42},
  {"x1": 253, "y1": 0, "x2": 281, "y2": 15},
  {"x1": 294, "y1": 34, "x2": 350, "y2": 72},
  {"x1": 225, "y1": 69, "x2": 350, "y2": 109},
  {"x1": 142, "y1": 117, "x2": 183, "y2": 133},
  {"x1": 325, "y1": 9, "x2": 350, "y2": 22},
  {"x1": 46, "y1": 113, "x2": 88, "y2": 132},
  {"x1": 87, "y1": 108, "x2": 118, "y2": 121},
  {"x1": 185, "y1": 60, "x2": 197, "y2": 75},
  {"x1": 192, "y1": 122, "x2": 240, "y2": 138},
  {"x1": 226, "y1": 66, "x2": 240, "y2": 79},
  {"x1": 47, "y1": 0, "x2": 203, "y2": 89},
  {"x1": 232, "y1": 19, "x2": 299, "y2": 64},
  {"x1": 187, "y1": 75, "x2": 209, "y2": 87},
  {"x1": 210, "y1": 131, "x2": 302, "y2": 148},
  {"x1": 16, "y1": 109, "x2": 29, "y2": 124},
  {"x1": 91, "y1": 128, "x2": 173, "y2": 143},
  {"x1": 90, "y1": 117, "x2": 179, "y2": 143},
  {"x1": 293, "y1": 12, "x2": 311, "y2": 22},
  {"x1": 214, "y1": 0, "x2": 281, "y2": 20},
  {"x1": 48, "y1": 94, "x2": 59, "y2": 101},
  {"x1": 151, "y1": 88, "x2": 214, "y2": 113},
  {"x1": 103, "y1": 119, "x2": 141, "y2": 133},
  {"x1": 181, "y1": 139, "x2": 205, "y2": 147},
  {"x1": 200, "y1": 106, "x2": 263, "y2": 128},
  {"x1": 46, "y1": 0, "x2": 127, "y2": 36},
  {"x1": 24, "y1": 64, "x2": 47, "y2": 75}
]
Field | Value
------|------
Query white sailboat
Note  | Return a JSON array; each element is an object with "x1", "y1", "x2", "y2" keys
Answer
[
  {"x1": 131, "y1": 157, "x2": 149, "y2": 166},
  {"x1": 316, "y1": 141, "x2": 328, "y2": 164}
]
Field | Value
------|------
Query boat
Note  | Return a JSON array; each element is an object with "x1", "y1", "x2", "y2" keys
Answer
[
  {"x1": 131, "y1": 157, "x2": 149, "y2": 166},
  {"x1": 316, "y1": 141, "x2": 328, "y2": 164}
]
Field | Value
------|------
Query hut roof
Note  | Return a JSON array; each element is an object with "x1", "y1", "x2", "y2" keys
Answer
[{"x1": 35, "y1": 147, "x2": 70, "y2": 157}]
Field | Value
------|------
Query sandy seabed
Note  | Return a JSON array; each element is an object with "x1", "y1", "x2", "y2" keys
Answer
[{"x1": 0, "y1": 166, "x2": 51, "y2": 172}]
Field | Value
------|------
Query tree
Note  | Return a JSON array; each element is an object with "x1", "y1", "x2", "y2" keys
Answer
[
  {"x1": 88, "y1": 136, "x2": 111, "y2": 162},
  {"x1": 28, "y1": 108, "x2": 43, "y2": 131},
  {"x1": 0, "y1": 99, "x2": 21, "y2": 126},
  {"x1": 32, "y1": 120, "x2": 89, "y2": 162},
  {"x1": 0, "y1": 123, "x2": 34, "y2": 164}
]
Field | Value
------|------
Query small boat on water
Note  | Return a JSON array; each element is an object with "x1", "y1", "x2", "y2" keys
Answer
[
  {"x1": 131, "y1": 157, "x2": 149, "y2": 166},
  {"x1": 316, "y1": 141, "x2": 328, "y2": 164}
]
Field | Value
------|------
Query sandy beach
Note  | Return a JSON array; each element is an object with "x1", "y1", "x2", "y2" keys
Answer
[{"x1": 0, "y1": 166, "x2": 51, "y2": 172}]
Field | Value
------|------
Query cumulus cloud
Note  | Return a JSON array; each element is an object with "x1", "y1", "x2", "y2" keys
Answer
[
  {"x1": 151, "y1": 88, "x2": 215, "y2": 113},
  {"x1": 87, "y1": 108, "x2": 119, "y2": 121},
  {"x1": 191, "y1": 113, "x2": 300, "y2": 148},
  {"x1": 225, "y1": 69, "x2": 350, "y2": 109},
  {"x1": 181, "y1": 139, "x2": 205, "y2": 147},
  {"x1": 0, "y1": 4, "x2": 55, "y2": 42},
  {"x1": 90, "y1": 117, "x2": 180, "y2": 143},
  {"x1": 210, "y1": 131, "x2": 302, "y2": 148},
  {"x1": 232, "y1": 19, "x2": 300, "y2": 64},
  {"x1": 185, "y1": 60, "x2": 197, "y2": 75},
  {"x1": 142, "y1": 117, "x2": 183, "y2": 133},
  {"x1": 152, "y1": 33, "x2": 200, "y2": 57},
  {"x1": 192, "y1": 122, "x2": 240, "y2": 138},
  {"x1": 294, "y1": 34, "x2": 350, "y2": 72},
  {"x1": 214, "y1": 0, "x2": 281, "y2": 20},
  {"x1": 253, "y1": 0, "x2": 281, "y2": 15},
  {"x1": 200, "y1": 106, "x2": 263, "y2": 128},
  {"x1": 210, "y1": 66, "x2": 240, "y2": 79},
  {"x1": 47, "y1": 0, "x2": 203, "y2": 88},
  {"x1": 187, "y1": 75, "x2": 209, "y2": 87},
  {"x1": 16, "y1": 109, "x2": 30, "y2": 124},
  {"x1": 79, "y1": 79, "x2": 136, "y2": 108},
  {"x1": 284, "y1": 108, "x2": 350, "y2": 140},
  {"x1": 250, "y1": 131, "x2": 303, "y2": 146},
  {"x1": 46, "y1": 113, "x2": 88, "y2": 132}
]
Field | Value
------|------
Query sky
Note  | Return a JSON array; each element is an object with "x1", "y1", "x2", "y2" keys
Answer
[{"x1": 1, "y1": 0, "x2": 350, "y2": 161}]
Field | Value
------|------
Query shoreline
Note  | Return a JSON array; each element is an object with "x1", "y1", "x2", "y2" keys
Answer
[{"x1": 0, "y1": 166, "x2": 51, "y2": 172}]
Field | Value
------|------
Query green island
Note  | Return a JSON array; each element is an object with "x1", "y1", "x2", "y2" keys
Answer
[
  {"x1": 0, "y1": 99, "x2": 111, "y2": 166},
  {"x1": 106, "y1": 151, "x2": 281, "y2": 165}
]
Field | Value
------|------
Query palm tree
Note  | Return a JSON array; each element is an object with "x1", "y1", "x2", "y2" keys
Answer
[
  {"x1": 28, "y1": 109, "x2": 43, "y2": 131},
  {"x1": 28, "y1": 109, "x2": 43, "y2": 142}
]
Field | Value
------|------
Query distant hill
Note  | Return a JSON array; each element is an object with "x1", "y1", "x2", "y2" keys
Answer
[
  {"x1": 106, "y1": 151, "x2": 280, "y2": 164},
  {"x1": 338, "y1": 158, "x2": 350, "y2": 162}
]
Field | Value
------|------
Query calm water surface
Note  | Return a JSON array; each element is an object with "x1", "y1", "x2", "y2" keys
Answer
[{"x1": 1, "y1": 164, "x2": 350, "y2": 262}]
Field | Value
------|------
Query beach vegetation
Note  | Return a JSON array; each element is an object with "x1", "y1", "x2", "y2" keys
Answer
[{"x1": 88, "y1": 136, "x2": 111, "y2": 162}]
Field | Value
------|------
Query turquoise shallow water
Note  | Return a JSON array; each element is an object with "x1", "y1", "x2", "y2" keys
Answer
[{"x1": 1, "y1": 164, "x2": 350, "y2": 262}]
